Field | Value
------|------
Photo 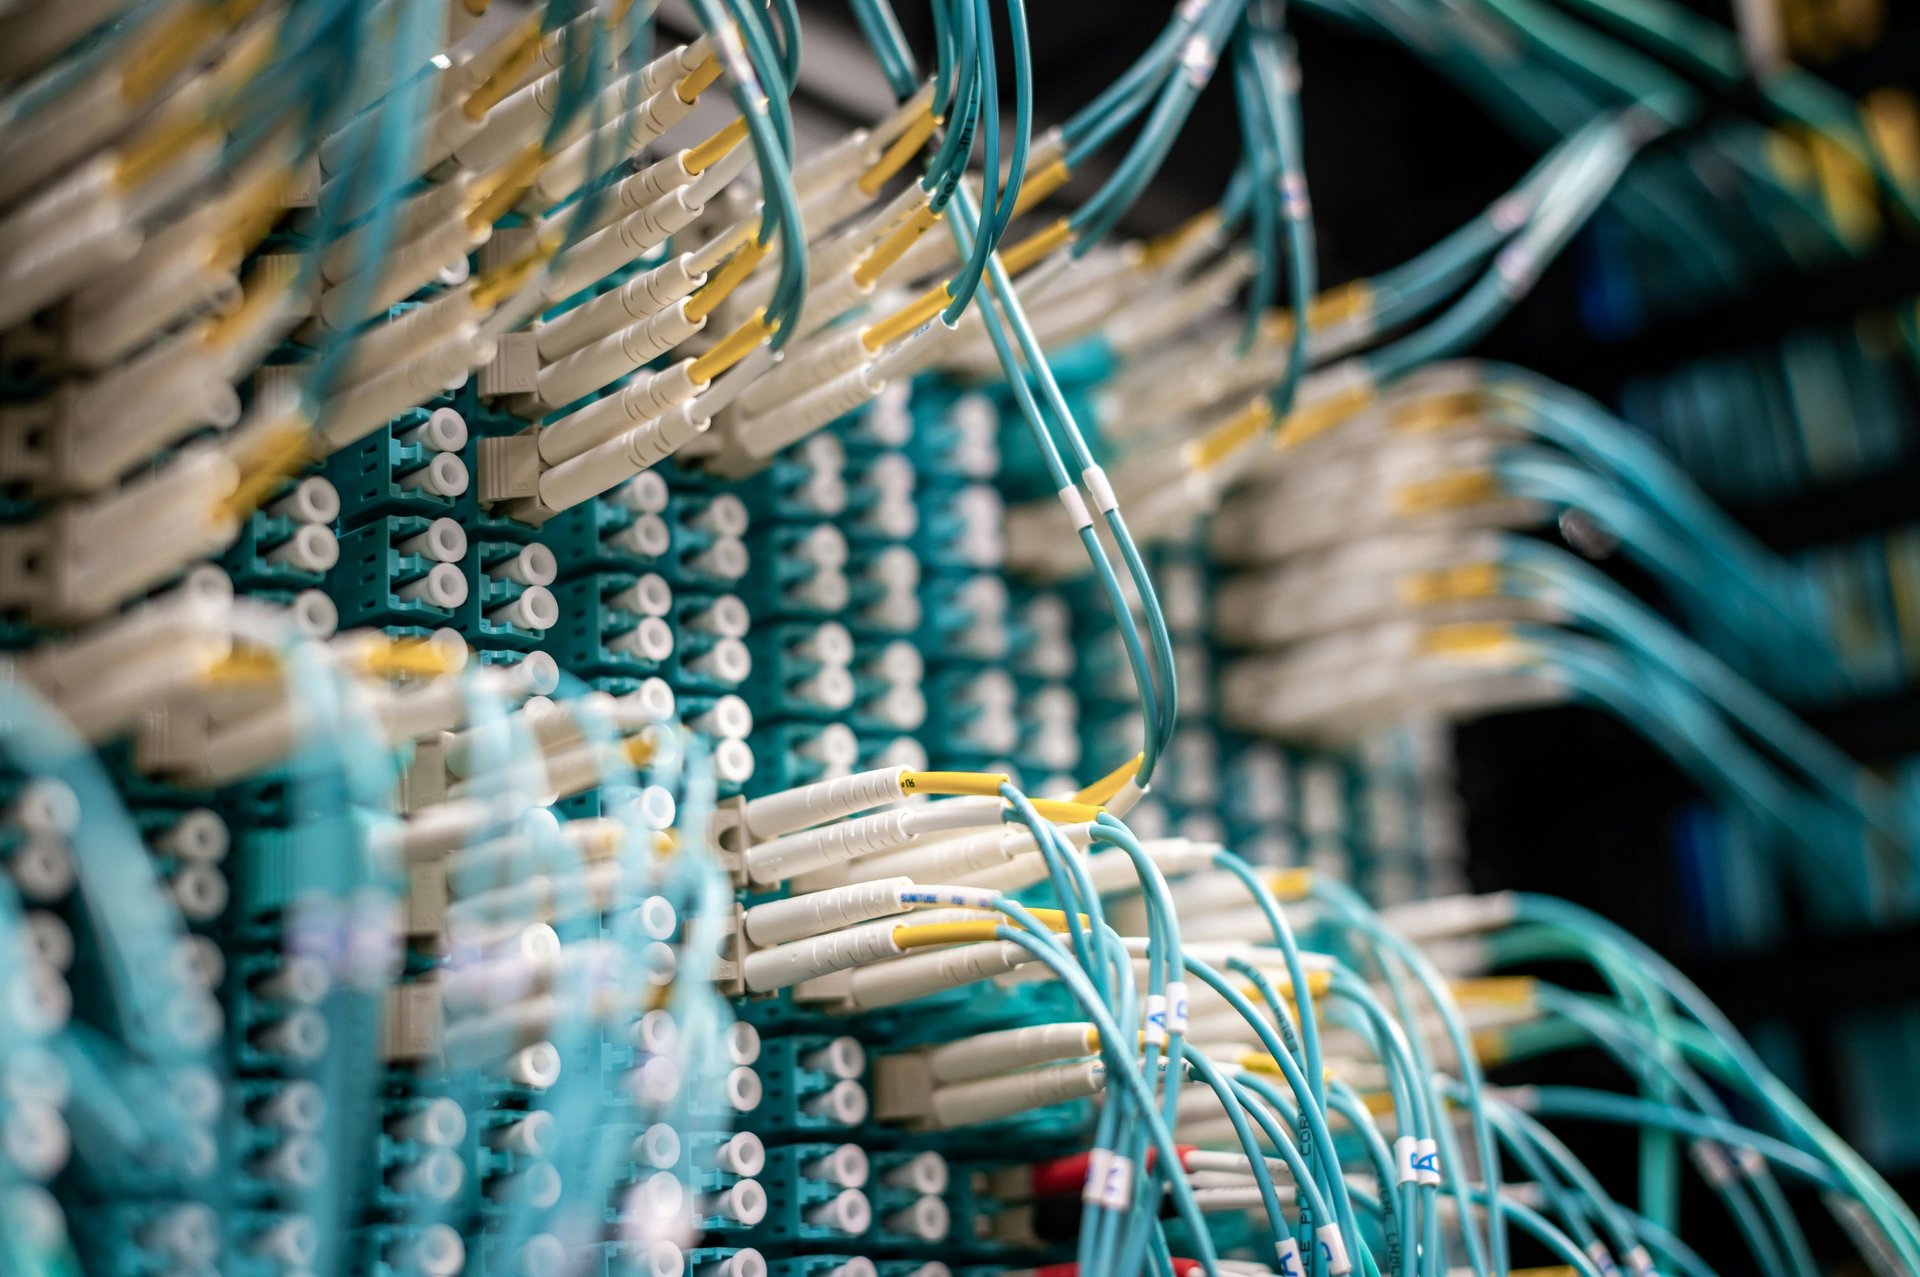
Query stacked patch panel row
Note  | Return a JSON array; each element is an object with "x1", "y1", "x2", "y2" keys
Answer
[
  {"x1": 699, "y1": 384, "x2": 946, "y2": 1277},
  {"x1": 706, "y1": 372, "x2": 1174, "y2": 1276},
  {"x1": 1791, "y1": 517, "x2": 1920, "y2": 702},
  {"x1": 1616, "y1": 307, "x2": 1920, "y2": 505},
  {"x1": 0, "y1": 82, "x2": 825, "y2": 1269},
  {"x1": 1148, "y1": 535, "x2": 1463, "y2": 907},
  {"x1": 904, "y1": 385, "x2": 1022, "y2": 782},
  {"x1": 805, "y1": 384, "x2": 1140, "y2": 1273},
  {"x1": 37, "y1": 270, "x2": 501, "y2": 1274},
  {"x1": 1577, "y1": 88, "x2": 1920, "y2": 336},
  {"x1": 715, "y1": 385, "x2": 1092, "y2": 1277},
  {"x1": 417, "y1": 204, "x2": 775, "y2": 1277},
  {"x1": 213, "y1": 235, "x2": 760, "y2": 1275},
  {"x1": 729, "y1": 389, "x2": 926, "y2": 809}
]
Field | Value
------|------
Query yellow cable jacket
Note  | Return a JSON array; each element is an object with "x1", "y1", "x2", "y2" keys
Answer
[
  {"x1": 858, "y1": 107, "x2": 938, "y2": 197},
  {"x1": 673, "y1": 51, "x2": 722, "y2": 105},
  {"x1": 861, "y1": 282, "x2": 952, "y2": 351},
  {"x1": 1011, "y1": 158, "x2": 1071, "y2": 217},
  {"x1": 998, "y1": 217, "x2": 1071, "y2": 276},
  {"x1": 900, "y1": 770, "x2": 1008, "y2": 798},
  {"x1": 685, "y1": 238, "x2": 768, "y2": 321},
  {"x1": 853, "y1": 203, "x2": 942, "y2": 289},
  {"x1": 1183, "y1": 399, "x2": 1274, "y2": 473},
  {"x1": 685, "y1": 115, "x2": 749, "y2": 174},
  {"x1": 463, "y1": 17, "x2": 544, "y2": 120},
  {"x1": 1027, "y1": 799, "x2": 1102, "y2": 824},
  {"x1": 688, "y1": 310, "x2": 774, "y2": 383},
  {"x1": 1072, "y1": 753, "x2": 1142, "y2": 806}
]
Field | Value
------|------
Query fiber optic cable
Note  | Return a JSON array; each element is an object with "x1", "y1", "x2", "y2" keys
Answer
[
  {"x1": 1184, "y1": 953, "x2": 1368, "y2": 1277},
  {"x1": 1530, "y1": 987, "x2": 1819, "y2": 1277},
  {"x1": 1312, "y1": 877, "x2": 1508, "y2": 1276},
  {"x1": 1509, "y1": 896, "x2": 1920, "y2": 1269},
  {"x1": 993, "y1": 919, "x2": 1224, "y2": 1275}
]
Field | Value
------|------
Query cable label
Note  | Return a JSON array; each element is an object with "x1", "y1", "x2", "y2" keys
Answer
[
  {"x1": 1143, "y1": 993, "x2": 1168, "y2": 1048},
  {"x1": 1057, "y1": 486, "x2": 1093, "y2": 531},
  {"x1": 1317, "y1": 1224, "x2": 1352, "y2": 1274},
  {"x1": 1164, "y1": 980, "x2": 1189, "y2": 1034},
  {"x1": 1179, "y1": 35, "x2": 1216, "y2": 88},
  {"x1": 1082, "y1": 1149, "x2": 1133, "y2": 1211},
  {"x1": 1689, "y1": 1140, "x2": 1735, "y2": 1187},
  {"x1": 1414, "y1": 1138, "x2": 1441, "y2": 1186},
  {"x1": 1393, "y1": 1135, "x2": 1420, "y2": 1186},
  {"x1": 1081, "y1": 464, "x2": 1117, "y2": 514},
  {"x1": 1274, "y1": 1237, "x2": 1305, "y2": 1276}
]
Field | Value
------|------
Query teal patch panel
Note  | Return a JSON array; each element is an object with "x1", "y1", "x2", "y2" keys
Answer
[
  {"x1": 452, "y1": 539, "x2": 554, "y2": 651},
  {"x1": 330, "y1": 516, "x2": 468, "y2": 630},
  {"x1": 325, "y1": 418, "x2": 468, "y2": 528},
  {"x1": 743, "y1": 1034, "x2": 870, "y2": 1140},
  {"x1": 547, "y1": 573, "x2": 677, "y2": 679}
]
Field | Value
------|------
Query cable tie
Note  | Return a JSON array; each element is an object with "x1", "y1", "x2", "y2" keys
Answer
[
  {"x1": 1689, "y1": 1139, "x2": 1735, "y2": 1188},
  {"x1": 1277, "y1": 53, "x2": 1303, "y2": 95},
  {"x1": 1489, "y1": 193, "x2": 1534, "y2": 234},
  {"x1": 715, "y1": 22, "x2": 753, "y2": 85}
]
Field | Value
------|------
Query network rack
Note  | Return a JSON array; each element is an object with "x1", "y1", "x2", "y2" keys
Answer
[{"x1": 2, "y1": 0, "x2": 1919, "y2": 1275}]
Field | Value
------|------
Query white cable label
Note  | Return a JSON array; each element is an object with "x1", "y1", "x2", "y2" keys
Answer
[
  {"x1": 1393, "y1": 1136, "x2": 1420, "y2": 1186},
  {"x1": 1626, "y1": 1245, "x2": 1659, "y2": 1277},
  {"x1": 1057, "y1": 486, "x2": 1093, "y2": 531},
  {"x1": 1164, "y1": 981, "x2": 1189, "y2": 1034},
  {"x1": 1143, "y1": 994, "x2": 1168, "y2": 1048},
  {"x1": 1690, "y1": 1140, "x2": 1734, "y2": 1188},
  {"x1": 1494, "y1": 243, "x2": 1539, "y2": 299},
  {"x1": 1414, "y1": 1138, "x2": 1441, "y2": 1186},
  {"x1": 1273, "y1": 1237, "x2": 1305, "y2": 1277},
  {"x1": 1280, "y1": 173, "x2": 1312, "y2": 221},
  {"x1": 1489, "y1": 192, "x2": 1534, "y2": 233},
  {"x1": 1179, "y1": 34, "x2": 1215, "y2": 87},
  {"x1": 1317, "y1": 1223, "x2": 1352, "y2": 1275},
  {"x1": 1081, "y1": 465, "x2": 1117, "y2": 514},
  {"x1": 1082, "y1": 1148, "x2": 1134, "y2": 1211},
  {"x1": 1589, "y1": 1240, "x2": 1622, "y2": 1276},
  {"x1": 1277, "y1": 53, "x2": 1303, "y2": 94}
]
